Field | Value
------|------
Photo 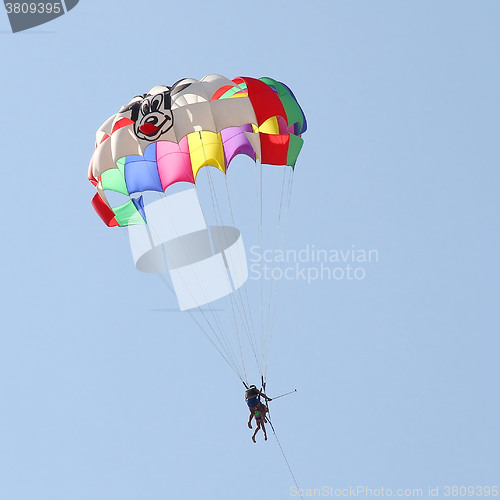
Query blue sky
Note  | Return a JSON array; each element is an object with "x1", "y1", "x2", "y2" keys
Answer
[{"x1": 0, "y1": 1, "x2": 498, "y2": 499}]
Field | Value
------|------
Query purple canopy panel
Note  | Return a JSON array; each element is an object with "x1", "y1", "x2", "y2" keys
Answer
[{"x1": 221, "y1": 126, "x2": 256, "y2": 168}]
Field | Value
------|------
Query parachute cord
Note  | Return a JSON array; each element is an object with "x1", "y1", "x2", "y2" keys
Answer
[
  {"x1": 156, "y1": 184, "x2": 246, "y2": 378},
  {"x1": 222, "y1": 172, "x2": 263, "y2": 380},
  {"x1": 259, "y1": 161, "x2": 264, "y2": 377},
  {"x1": 257, "y1": 166, "x2": 293, "y2": 380},
  {"x1": 110, "y1": 151, "x2": 245, "y2": 377},
  {"x1": 183, "y1": 300, "x2": 246, "y2": 385},
  {"x1": 264, "y1": 384, "x2": 303, "y2": 500},
  {"x1": 204, "y1": 168, "x2": 262, "y2": 380},
  {"x1": 118, "y1": 227, "x2": 245, "y2": 383},
  {"x1": 154, "y1": 268, "x2": 245, "y2": 383},
  {"x1": 267, "y1": 170, "x2": 295, "y2": 365},
  {"x1": 223, "y1": 174, "x2": 255, "y2": 336},
  {"x1": 100, "y1": 146, "x2": 249, "y2": 382},
  {"x1": 262, "y1": 166, "x2": 288, "y2": 379},
  {"x1": 202, "y1": 170, "x2": 250, "y2": 380},
  {"x1": 156, "y1": 269, "x2": 246, "y2": 384},
  {"x1": 152, "y1": 210, "x2": 244, "y2": 377},
  {"x1": 251, "y1": 161, "x2": 266, "y2": 381},
  {"x1": 227, "y1": 289, "x2": 249, "y2": 384},
  {"x1": 267, "y1": 416, "x2": 304, "y2": 500}
]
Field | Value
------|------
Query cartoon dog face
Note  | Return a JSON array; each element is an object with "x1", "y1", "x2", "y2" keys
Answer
[
  {"x1": 135, "y1": 91, "x2": 173, "y2": 141},
  {"x1": 121, "y1": 90, "x2": 174, "y2": 141}
]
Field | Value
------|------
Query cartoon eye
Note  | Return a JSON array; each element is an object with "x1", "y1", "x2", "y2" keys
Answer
[
  {"x1": 151, "y1": 95, "x2": 162, "y2": 112},
  {"x1": 141, "y1": 102, "x2": 150, "y2": 115}
]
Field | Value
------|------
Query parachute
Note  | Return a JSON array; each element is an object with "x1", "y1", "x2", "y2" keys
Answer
[{"x1": 88, "y1": 74, "x2": 306, "y2": 385}]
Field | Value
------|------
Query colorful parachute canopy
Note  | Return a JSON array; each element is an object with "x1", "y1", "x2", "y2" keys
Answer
[{"x1": 88, "y1": 74, "x2": 307, "y2": 228}]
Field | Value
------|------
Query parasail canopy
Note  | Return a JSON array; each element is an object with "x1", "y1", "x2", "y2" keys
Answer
[
  {"x1": 88, "y1": 74, "x2": 306, "y2": 228},
  {"x1": 88, "y1": 74, "x2": 307, "y2": 385}
]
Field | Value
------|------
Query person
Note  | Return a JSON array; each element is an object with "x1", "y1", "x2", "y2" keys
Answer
[
  {"x1": 245, "y1": 385, "x2": 272, "y2": 415},
  {"x1": 248, "y1": 403, "x2": 268, "y2": 443}
]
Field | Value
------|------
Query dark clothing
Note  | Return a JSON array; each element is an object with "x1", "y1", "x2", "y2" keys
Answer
[
  {"x1": 245, "y1": 387, "x2": 259, "y2": 399},
  {"x1": 246, "y1": 395, "x2": 260, "y2": 409}
]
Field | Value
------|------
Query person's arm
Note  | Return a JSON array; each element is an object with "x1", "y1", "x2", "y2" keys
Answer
[
  {"x1": 258, "y1": 390, "x2": 272, "y2": 401},
  {"x1": 248, "y1": 413, "x2": 254, "y2": 428}
]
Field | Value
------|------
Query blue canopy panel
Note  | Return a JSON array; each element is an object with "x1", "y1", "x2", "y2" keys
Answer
[
  {"x1": 132, "y1": 196, "x2": 146, "y2": 222},
  {"x1": 124, "y1": 143, "x2": 163, "y2": 194}
]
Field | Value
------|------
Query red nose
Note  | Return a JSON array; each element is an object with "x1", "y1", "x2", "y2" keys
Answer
[{"x1": 139, "y1": 123, "x2": 159, "y2": 135}]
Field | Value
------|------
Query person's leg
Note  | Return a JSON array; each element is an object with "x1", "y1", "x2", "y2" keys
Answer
[{"x1": 252, "y1": 420, "x2": 261, "y2": 443}]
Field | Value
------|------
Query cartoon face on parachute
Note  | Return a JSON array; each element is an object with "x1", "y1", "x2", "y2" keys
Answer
[
  {"x1": 88, "y1": 74, "x2": 306, "y2": 310},
  {"x1": 124, "y1": 88, "x2": 174, "y2": 141}
]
